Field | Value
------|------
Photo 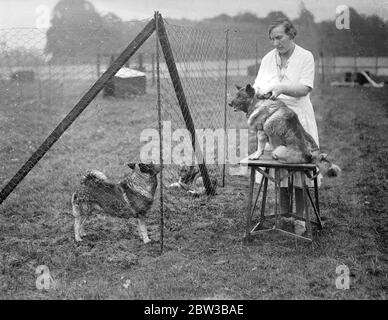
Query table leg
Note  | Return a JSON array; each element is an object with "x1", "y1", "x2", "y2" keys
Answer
[
  {"x1": 245, "y1": 167, "x2": 256, "y2": 242},
  {"x1": 313, "y1": 168, "x2": 322, "y2": 229},
  {"x1": 274, "y1": 169, "x2": 280, "y2": 228},
  {"x1": 288, "y1": 172, "x2": 294, "y2": 215},
  {"x1": 260, "y1": 168, "x2": 269, "y2": 221},
  {"x1": 306, "y1": 188, "x2": 323, "y2": 230},
  {"x1": 302, "y1": 174, "x2": 313, "y2": 240},
  {"x1": 251, "y1": 172, "x2": 264, "y2": 217}
]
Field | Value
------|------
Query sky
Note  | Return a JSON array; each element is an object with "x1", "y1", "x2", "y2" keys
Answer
[{"x1": 0, "y1": 0, "x2": 387, "y2": 28}]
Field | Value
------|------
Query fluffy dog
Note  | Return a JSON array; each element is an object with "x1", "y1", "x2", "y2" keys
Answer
[
  {"x1": 229, "y1": 84, "x2": 341, "y2": 177},
  {"x1": 71, "y1": 162, "x2": 160, "y2": 243},
  {"x1": 169, "y1": 165, "x2": 217, "y2": 196}
]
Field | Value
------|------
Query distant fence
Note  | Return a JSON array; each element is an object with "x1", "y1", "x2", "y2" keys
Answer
[
  {"x1": 1, "y1": 26, "x2": 387, "y2": 108},
  {"x1": 317, "y1": 56, "x2": 388, "y2": 76}
]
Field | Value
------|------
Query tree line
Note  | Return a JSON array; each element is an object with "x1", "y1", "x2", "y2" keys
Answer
[{"x1": 44, "y1": 0, "x2": 388, "y2": 63}]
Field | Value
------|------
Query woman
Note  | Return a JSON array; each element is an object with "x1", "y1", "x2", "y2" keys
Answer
[{"x1": 253, "y1": 18, "x2": 319, "y2": 219}]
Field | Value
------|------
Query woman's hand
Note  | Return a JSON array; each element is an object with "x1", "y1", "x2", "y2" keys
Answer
[{"x1": 266, "y1": 84, "x2": 285, "y2": 100}]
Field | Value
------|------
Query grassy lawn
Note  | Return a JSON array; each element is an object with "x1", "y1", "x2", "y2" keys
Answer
[{"x1": 0, "y1": 81, "x2": 386, "y2": 299}]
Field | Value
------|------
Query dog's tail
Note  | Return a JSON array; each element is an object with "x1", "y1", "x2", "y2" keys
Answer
[
  {"x1": 312, "y1": 152, "x2": 341, "y2": 178},
  {"x1": 325, "y1": 163, "x2": 342, "y2": 177},
  {"x1": 82, "y1": 170, "x2": 109, "y2": 186}
]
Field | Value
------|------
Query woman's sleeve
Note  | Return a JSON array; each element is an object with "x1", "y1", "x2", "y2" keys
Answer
[{"x1": 299, "y1": 52, "x2": 315, "y2": 89}]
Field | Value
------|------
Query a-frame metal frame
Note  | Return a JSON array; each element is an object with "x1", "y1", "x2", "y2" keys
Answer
[{"x1": 0, "y1": 12, "x2": 214, "y2": 206}]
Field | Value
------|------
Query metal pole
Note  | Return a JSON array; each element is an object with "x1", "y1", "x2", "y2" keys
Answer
[
  {"x1": 156, "y1": 13, "x2": 215, "y2": 196},
  {"x1": 354, "y1": 55, "x2": 357, "y2": 74},
  {"x1": 375, "y1": 56, "x2": 378, "y2": 75},
  {"x1": 96, "y1": 52, "x2": 101, "y2": 78},
  {"x1": 255, "y1": 38, "x2": 258, "y2": 75},
  {"x1": 222, "y1": 29, "x2": 229, "y2": 187},
  {"x1": 0, "y1": 18, "x2": 156, "y2": 205},
  {"x1": 48, "y1": 59, "x2": 51, "y2": 105},
  {"x1": 320, "y1": 51, "x2": 324, "y2": 84},
  {"x1": 155, "y1": 11, "x2": 164, "y2": 255}
]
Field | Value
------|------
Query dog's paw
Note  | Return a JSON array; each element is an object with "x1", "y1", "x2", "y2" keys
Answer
[{"x1": 75, "y1": 236, "x2": 83, "y2": 242}]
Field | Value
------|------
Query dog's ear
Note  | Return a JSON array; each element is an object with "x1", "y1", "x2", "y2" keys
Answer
[
  {"x1": 245, "y1": 84, "x2": 255, "y2": 97},
  {"x1": 235, "y1": 84, "x2": 242, "y2": 90},
  {"x1": 127, "y1": 163, "x2": 136, "y2": 169}
]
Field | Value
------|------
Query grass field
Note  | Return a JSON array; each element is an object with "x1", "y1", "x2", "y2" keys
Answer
[{"x1": 0, "y1": 81, "x2": 387, "y2": 299}]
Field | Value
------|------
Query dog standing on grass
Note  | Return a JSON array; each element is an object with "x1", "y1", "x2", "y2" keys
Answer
[
  {"x1": 229, "y1": 84, "x2": 341, "y2": 177},
  {"x1": 71, "y1": 162, "x2": 161, "y2": 243}
]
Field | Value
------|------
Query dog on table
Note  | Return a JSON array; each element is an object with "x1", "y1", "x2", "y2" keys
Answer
[
  {"x1": 229, "y1": 84, "x2": 341, "y2": 177},
  {"x1": 71, "y1": 162, "x2": 161, "y2": 243},
  {"x1": 169, "y1": 165, "x2": 217, "y2": 196}
]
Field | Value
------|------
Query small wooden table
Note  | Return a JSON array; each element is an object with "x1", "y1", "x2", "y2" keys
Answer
[{"x1": 240, "y1": 151, "x2": 323, "y2": 243}]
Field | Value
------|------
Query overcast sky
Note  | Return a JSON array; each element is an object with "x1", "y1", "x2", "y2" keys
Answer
[{"x1": 0, "y1": 0, "x2": 387, "y2": 28}]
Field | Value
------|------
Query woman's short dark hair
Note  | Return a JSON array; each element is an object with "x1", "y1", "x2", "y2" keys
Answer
[{"x1": 268, "y1": 19, "x2": 297, "y2": 39}]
